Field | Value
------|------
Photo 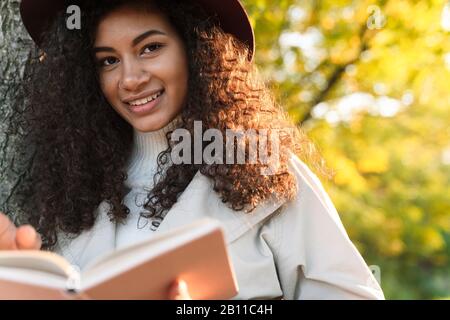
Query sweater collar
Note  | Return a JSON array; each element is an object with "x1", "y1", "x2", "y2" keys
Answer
[{"x1": 125, "y1": 117, "x2": 180, "y2": 189}]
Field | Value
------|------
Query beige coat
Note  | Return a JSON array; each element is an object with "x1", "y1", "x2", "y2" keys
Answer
[{"x1": 54, "y1": 153, "x2": 385, "y2": 300}]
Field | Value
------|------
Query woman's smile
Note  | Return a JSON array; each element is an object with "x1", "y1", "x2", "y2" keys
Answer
[
  {"x1": 126, "y1": 89, "x2": 165, "y2": 115},
  {"x1": 124, "y1": 89, "x2": 164, "y2": 106}
]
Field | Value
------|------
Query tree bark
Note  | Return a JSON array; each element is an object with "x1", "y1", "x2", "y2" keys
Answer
[{"x1": 0, "y1": 0, "x2": 33, "y2": 221}]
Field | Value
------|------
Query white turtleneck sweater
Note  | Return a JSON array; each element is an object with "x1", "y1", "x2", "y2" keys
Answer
[{"x1": 115, "y1": 118, "x2": 179, "y2": 251}]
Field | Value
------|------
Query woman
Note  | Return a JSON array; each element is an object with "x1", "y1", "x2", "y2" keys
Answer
[{"x1": 0, "y1": 0, "x2": 384, "y2": 299}]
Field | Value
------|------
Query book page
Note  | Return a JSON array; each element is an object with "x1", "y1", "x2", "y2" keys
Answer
[
  {"x1": 81, "y1": 219, "x2": 220, "y2": 287},
  {"x1": 0, "y1": 250, "x2": 74, "y2": 277},
  {"x1": 0, "y1": 266, "x2": 67, "y2": 290},
  {"x1": 76, "y1": 218, "x2": 238, "y2": 299},
  {"x1": 82, "y1": 228, "x2": 238, "y2": 299}
]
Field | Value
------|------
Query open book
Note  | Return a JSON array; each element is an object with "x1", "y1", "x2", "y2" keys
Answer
[{"x1": 0, "y1": 218, "x2": 238, "y2": 300}]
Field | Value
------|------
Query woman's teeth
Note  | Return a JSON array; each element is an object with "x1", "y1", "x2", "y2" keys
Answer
[{"x1": 128, "y1": 91, "x2": 163, "y2": 106}]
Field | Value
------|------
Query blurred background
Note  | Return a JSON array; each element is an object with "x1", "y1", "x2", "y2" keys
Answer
[
  {"x1": 242, "y1": 0, "x2": 450, "y2": 299},
  {"x1": 1, "y1": 0, "x2": 449, "y2": 299}
]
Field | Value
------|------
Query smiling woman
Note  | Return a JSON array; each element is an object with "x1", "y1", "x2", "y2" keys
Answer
[
  {"x1": 0, "y1": 0, "x2": 385, "y2": 300},
  {"x1": 93, "y1": 2, "x2": 189, "y2": 132}
]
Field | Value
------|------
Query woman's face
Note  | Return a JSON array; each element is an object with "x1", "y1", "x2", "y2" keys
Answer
[{"x1": 94, "y1": 4, "x2": 188, "y2": 132}]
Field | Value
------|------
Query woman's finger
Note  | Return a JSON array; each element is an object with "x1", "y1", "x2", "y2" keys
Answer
[
  {"x1": 16, "y1": 225, "x2": 41, "y2": 250},
  {"x1": 168, "y1": 279, "x2": 192, "y2": 300},
  {"x1": 0, "y1": 213, "x2": 17, "y2": 250}
]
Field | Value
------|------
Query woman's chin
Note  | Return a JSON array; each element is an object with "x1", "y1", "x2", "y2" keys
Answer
[{"x1": 130, "y1": 117, "x2": 171, "y2": 133}]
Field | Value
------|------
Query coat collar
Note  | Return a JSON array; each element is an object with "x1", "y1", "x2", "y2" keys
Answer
[
  {"x1": 155, "y1": 171, "x2": 285, "y2": 244},
  {"x1": 57, "y1": 171, "x2": 285, "y2": 268}
]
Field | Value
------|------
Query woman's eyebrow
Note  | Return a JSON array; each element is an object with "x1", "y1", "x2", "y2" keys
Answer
[
  {"x1": 132, "y1": 29, "x2": 166, "y2": 46},
  {"x1": 93, "y1": 29, "x2": 167, "y2": 54}
]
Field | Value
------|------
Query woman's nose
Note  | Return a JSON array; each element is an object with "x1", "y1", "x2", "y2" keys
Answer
[{"x1": 119, "y1": 61, "x2": 150, "y2": 91}]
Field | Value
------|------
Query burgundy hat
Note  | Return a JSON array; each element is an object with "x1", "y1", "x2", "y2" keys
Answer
[{"x1": 20, "y1": 0, "x2": 255, "y2": 60}]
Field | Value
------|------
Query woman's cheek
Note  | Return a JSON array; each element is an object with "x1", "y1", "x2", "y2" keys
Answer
[
  {"x1": 99, "y1": 75, "x2": 114, "y2": 102},
  {"x1": 98, "y1": 74, "x2": 107, "y2": 95}
]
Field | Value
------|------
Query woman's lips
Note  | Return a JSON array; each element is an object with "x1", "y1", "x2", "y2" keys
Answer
[{"x1": 127, "y1": 90, "x2": 164, "y2": 115}]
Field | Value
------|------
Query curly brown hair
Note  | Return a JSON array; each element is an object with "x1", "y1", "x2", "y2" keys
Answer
[{"x1": 7, "y1": 0, "x2": 329, "y2": 250}]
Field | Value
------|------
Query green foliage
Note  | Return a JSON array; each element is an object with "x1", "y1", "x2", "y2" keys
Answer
[{"x1": 243, "y1": 0, "x2": 450, "y2": 299}]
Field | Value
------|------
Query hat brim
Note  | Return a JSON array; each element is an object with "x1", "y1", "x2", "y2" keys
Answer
[{"x1": 19, "y1": 0, "x2": 255, "y2": 60}]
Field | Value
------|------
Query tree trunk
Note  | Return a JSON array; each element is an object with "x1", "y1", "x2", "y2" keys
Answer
[{"x1": 0, "y1": 0, "x2": 33, "y2": 221}]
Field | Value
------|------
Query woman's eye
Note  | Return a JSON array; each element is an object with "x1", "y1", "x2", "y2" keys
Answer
[
  {"x1": 142, "y1": 43, "x2": 163, "y2": 54},
  {"x1": 99, "y1": 57, "x2": 118, "y2": 67}
]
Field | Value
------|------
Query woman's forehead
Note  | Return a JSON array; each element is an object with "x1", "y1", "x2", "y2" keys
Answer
[{"x1": 95, "y1": 4, "x2": 172, "y2": 44}]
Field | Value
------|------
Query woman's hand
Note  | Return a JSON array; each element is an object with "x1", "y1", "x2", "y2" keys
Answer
[
  {"x1": 168, "y1": 279, "x2": 192, "y2": 300},
  {"x1": 0, "y1": 212, "x2": 41, "y2": 250}
]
